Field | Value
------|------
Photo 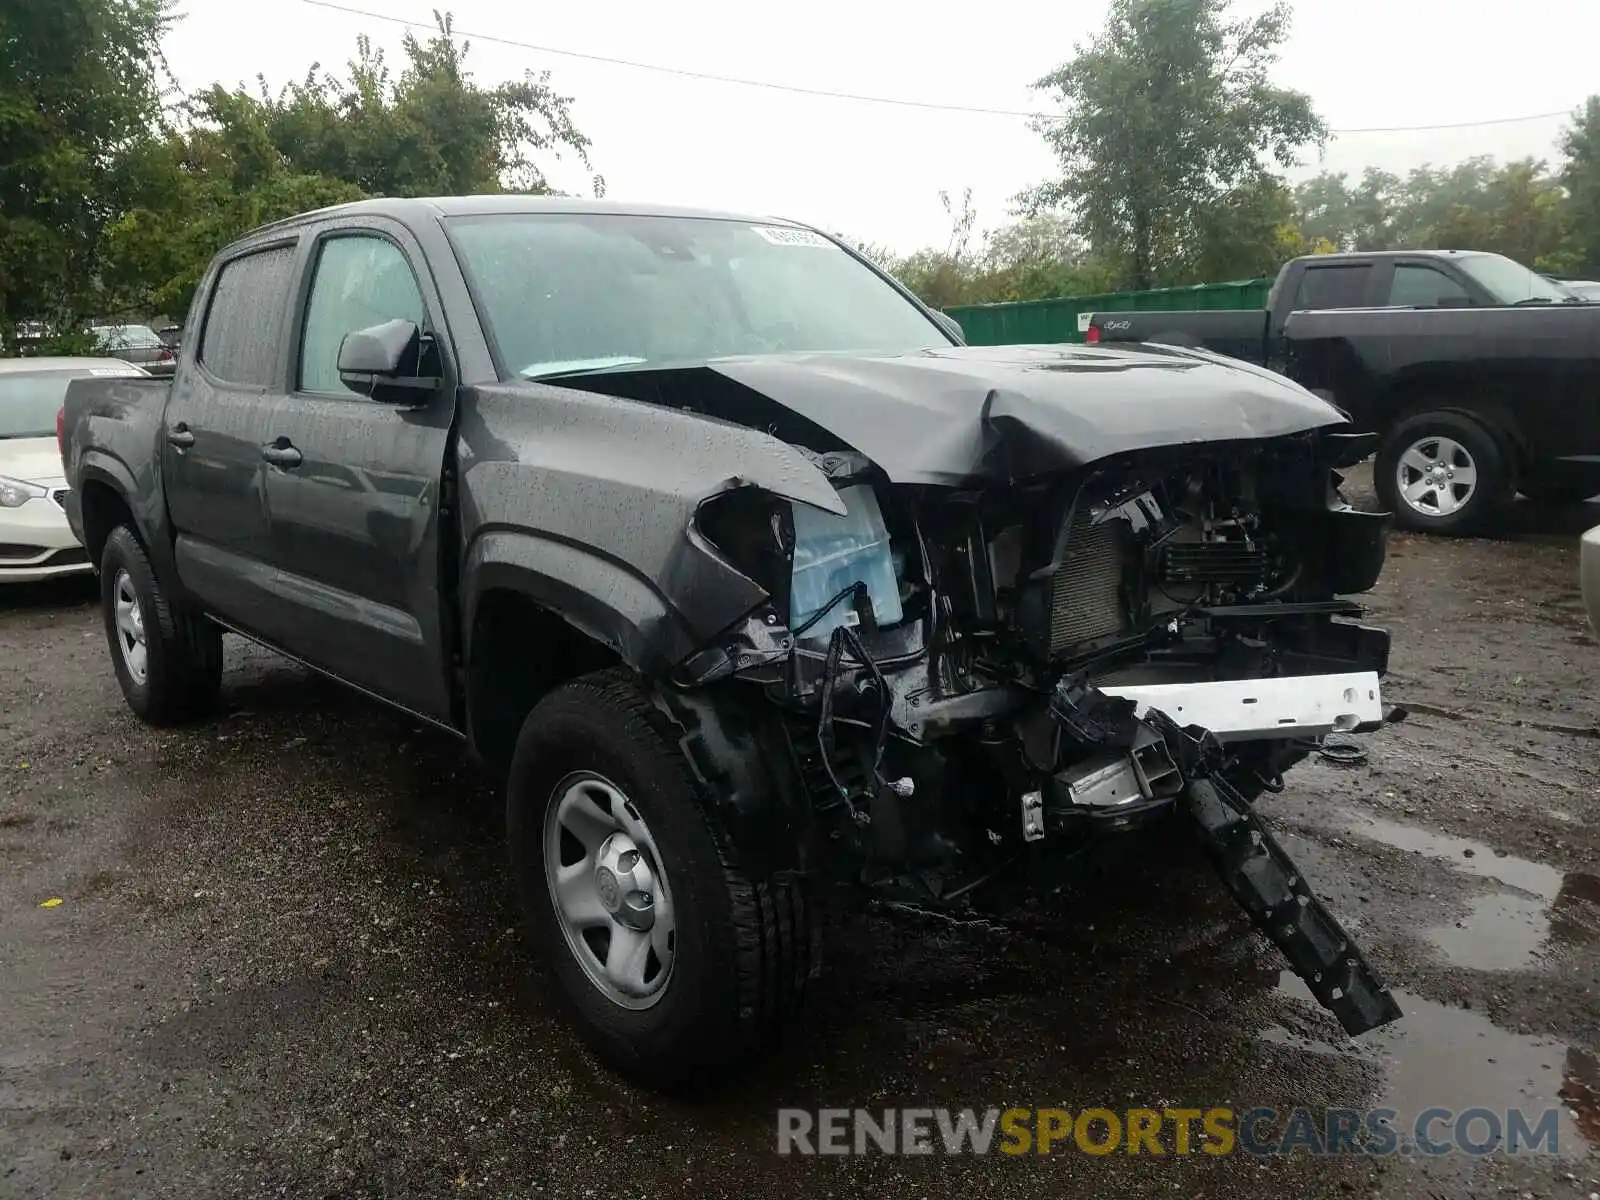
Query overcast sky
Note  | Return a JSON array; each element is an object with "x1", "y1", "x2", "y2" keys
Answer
[{"x1": 162, "y1": 0, "x2": 1598, "y2": 252}]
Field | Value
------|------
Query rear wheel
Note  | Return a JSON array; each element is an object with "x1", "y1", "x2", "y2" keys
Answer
[
  {"x1": 506, "y1": 669, "x2": 817, "y2": 1089},
  {"x1": 1375, "y1": 411, "x2": 1511, "y2": 535},
  {"x1": 99, "y1": 525, "x2": 222, "y2": 724}
]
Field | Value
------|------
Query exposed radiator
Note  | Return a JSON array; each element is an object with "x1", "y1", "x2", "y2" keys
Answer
[{"x1": 1048, "y1": 510, "x2": 1129, "y2": 656}]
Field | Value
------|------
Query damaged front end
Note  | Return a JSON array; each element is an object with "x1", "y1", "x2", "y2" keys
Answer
[{"x1": 679, "y1": 423, "x2": 1404, "y2": 1037}]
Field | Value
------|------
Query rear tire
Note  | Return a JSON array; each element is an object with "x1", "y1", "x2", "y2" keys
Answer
[
  {"x1": 1375, "y1": 410, "x2": 1511, "y2": 535},
  {"x1": 505, "y1": 668, "x2": 817, "y2": 1089},
  {"x1": 100, "y1": 525, "x2": 222, "y2": 724}
]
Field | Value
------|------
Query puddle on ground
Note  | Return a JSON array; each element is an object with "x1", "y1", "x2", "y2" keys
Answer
[
  {"x1": 1337, "y1": 813, "x2": 1599, "y2": 969},
  {"x1": 1424, "y1": 892, "x2": 1550, "y2": 972},
  {"x1": 1272, "y1": 974, "x2": 1593, "y2": 1156},
  {"x1": 1340, "y1": 815, "x2": 1563, "y2": 899}
]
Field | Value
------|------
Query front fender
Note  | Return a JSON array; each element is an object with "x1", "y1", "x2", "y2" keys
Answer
[{"x1": 462, "y1": 530, "x2": 706, "y2": 676}]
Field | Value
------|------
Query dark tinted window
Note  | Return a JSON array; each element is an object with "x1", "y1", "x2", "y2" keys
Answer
[
  {"x1": 199, "y1": 245, "x2": 296, "y2": 386},
  {"x1": 1389, "y1": 264, "x2": 1472, "y2": 307},
  {"x1": 1293, "y1": 265, "x2": 1373, "y2": 310}
]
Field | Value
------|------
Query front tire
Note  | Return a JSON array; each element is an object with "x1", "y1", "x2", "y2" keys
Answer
[
  {"x1": 99, "y1": 525, "x2": 223, "y2": 724},
  {"x1": 506, "y1": 669, "x2": 816, "y2": 1089},
  {"x1": 1375, "y1": 410, "x2": 1511, "y2": 535}
]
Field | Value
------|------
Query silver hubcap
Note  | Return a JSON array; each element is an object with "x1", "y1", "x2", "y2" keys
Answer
[
  {"x1": 1396, "y1": 435, "x2": 1479, "y2": 518},
  {"x1": 112, "y1": 570, "x2": 148, "y2": 684},
  {"x1": 544, "y1": 772, "x2": 676, "y2": 1010}
]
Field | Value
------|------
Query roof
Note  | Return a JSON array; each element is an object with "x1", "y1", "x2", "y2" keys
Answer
[
  {"x1": 1298, "y1": 249, "x2": 1494, "y2": 263},
  {"x1": 0, "y1": 356, "x2": 146, "y2": 374},
  {"x1": 248, "y1": 194, "x2": 809, "y2": 239}
]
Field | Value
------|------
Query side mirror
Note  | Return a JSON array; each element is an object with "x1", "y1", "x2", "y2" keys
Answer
[
  {"x1": 337, "y1": 319, "x2": 442, "y2": 401},
  {"x1": 931, "y1": 309, "x2": 967, "y2": 345}
]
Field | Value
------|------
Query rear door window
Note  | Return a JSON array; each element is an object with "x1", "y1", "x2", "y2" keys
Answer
[
  {"x1": 199, "y1": 245, "x2": 297, "y2": 387},
  {"x1": 1388, "y1": 264, "x2": 1474, "y2": 307},
  {"x1": 1292, "y1": 265, "x2": 1374, "y2": 310}
]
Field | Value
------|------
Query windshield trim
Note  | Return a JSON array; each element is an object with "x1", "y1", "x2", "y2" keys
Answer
[{"x1": 441, "y1": 212, "x2": 956, "y2": 385}]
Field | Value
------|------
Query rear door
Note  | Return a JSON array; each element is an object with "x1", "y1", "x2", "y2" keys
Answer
[
  {"x1": 259, "y1": 220, "x2": 457, "y2": 721},
  {"x1": 163, "y1": 241, "x2": 299, "y2": 631}
]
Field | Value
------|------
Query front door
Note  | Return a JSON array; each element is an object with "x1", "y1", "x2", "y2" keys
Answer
[
  {"x1": 163, "y1": 241, "x2": 299, "y2": 630},
  {"x1": 261, "y1": 225, "x2": 457, "y2": 721}
]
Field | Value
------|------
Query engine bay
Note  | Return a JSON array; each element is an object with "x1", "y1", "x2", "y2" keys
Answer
[{"x1": 682, "y1": 430, "x2": 1403, "y2": 1036}]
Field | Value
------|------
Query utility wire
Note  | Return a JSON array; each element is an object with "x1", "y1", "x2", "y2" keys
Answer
[{"x1": 298, "y1": 0, "x2": 1579, "y2": 135}]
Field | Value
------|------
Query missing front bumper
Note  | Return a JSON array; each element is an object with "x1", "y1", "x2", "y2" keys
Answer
[{"x1": 1045, "y1": 670, "x2": 1403, "y2": 1037}]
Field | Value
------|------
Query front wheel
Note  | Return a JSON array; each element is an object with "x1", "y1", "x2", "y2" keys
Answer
[
  {"x1": 505, "y1": 669, "x2": 817, "y2": 1089},
  {"x1": 1375, "y1": 411, "x2": 1511, "y2": 535}
]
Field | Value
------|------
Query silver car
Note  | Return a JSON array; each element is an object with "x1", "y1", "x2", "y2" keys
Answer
[{"x1": 89, "y1": 324, "x2": 177, "y2": 377}]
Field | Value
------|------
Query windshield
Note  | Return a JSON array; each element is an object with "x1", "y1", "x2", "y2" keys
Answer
[
  {"x1": 446, "y1": 214, "x2": 949, "y2": 379},
  {"x1": 92, "y1": 324, "x2": 164, "y2": 349},
  {"x1": 0, "y1": 372, "x2": 79, "y2": 438},
  {"x1": 0, "y1": 367, "x2": 142, "y2": 438},
  {"x1": 1456, "y1": 254, "x2": 1572, "y2": 304}
]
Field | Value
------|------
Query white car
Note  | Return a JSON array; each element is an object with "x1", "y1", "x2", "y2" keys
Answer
[
  {"x1": 1583, "y1": 523, "x2": 1600, "y2": 638},
  {"x1": 1, "y1": 357, "x2": 147, "y2": 582}
]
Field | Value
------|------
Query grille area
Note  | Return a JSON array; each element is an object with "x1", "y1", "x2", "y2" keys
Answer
[
  {"x1": 1160, "y1": 541, "x2": 1269, "y2": 587},
  {"x1": 1047, "y1": 510, "x2": 1129, "y2": 656}
]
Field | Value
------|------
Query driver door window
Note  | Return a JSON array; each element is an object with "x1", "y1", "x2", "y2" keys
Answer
[
  {"x1": 1389, "y1": 265, "x2": 1473, "y2": 308},
  {"x1": 298, "y1": 236, "x2": 425, "y2": 393}
]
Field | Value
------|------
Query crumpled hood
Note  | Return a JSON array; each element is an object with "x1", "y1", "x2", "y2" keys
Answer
[{"x1": 706, "y1": 343, "x2": 1347, "y2": 486}]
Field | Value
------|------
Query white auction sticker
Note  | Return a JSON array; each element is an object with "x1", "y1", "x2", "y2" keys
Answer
[{"x1": 751, "y1": 225, "x2": 831, "y2": 247}]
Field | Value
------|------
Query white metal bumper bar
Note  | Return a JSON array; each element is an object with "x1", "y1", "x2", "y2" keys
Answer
[{"x1": 1099, "y1": 671, "x2": 1384, "y2": 743}]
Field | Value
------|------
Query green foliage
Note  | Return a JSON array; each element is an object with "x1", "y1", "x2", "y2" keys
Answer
[
  {"x1": 4, "y1": 6, "x2": 591, "y2": 339},
  {"x1": 1018, "y1": 0, "x2": 1324, "y2": 289},
  {"x1": 1559, "y1": 97, "x2": 1600, "y2": 276},
  {"x1": 0, "y1": 0, "x2": 173, "y2": 344},
  {"x1": 1291, "y1": 156, "x2": 1577, "y2": 273}
]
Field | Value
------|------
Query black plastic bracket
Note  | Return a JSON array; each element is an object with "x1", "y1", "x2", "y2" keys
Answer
[{"x1": 1184, "y1": 776, "x2": 1403, "y2": 1035}]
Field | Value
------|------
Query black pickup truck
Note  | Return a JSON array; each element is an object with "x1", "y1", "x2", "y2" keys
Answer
[
  {"x1": 60, "y1": 196, "x2": 1404, "y2": 1087},
  {"x1": 1088, "y1": 250, "x2": 1600, "y2": 532}
]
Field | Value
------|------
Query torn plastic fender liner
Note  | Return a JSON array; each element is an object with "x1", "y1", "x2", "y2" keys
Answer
[{"x1": 1046, "y1": 674, "x2": 1402, "y2": 1037}]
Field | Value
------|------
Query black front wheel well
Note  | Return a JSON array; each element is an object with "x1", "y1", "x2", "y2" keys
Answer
[{"x1": 465, "y1": 589, "x2": 621, "y2": 774}]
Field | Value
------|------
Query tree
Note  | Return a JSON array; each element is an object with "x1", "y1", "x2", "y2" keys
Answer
[
  {"x1": 0, "y1": 0, "x2": 172, "y2": 342},
  {"x1": 1559, "y1": 96, "x2": 1600, "y2": 276},
  {"x1": 99, "y1": 10, "x2": 593, "y2": 320},
  {"x1": 1019, "y1": 0, "x2": 1324, "y2": 289}
]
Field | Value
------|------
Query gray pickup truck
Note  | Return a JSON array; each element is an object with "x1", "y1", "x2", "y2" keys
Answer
[
  {"x1": 1088, "y1": 250, "x2": 1600, "y2": 532},
  {"x1": 60, "y1": 196, "x2": 1403, "y2": 1087}
]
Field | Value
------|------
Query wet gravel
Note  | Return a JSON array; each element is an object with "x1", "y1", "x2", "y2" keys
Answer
[{"x1": 2, "y1": 479, "x2": 1598, "y2": 1199}]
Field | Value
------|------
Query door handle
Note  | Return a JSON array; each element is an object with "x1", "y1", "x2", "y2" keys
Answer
[
  {"x1": 261, "y1": 439, "x2": 303, "y2": 469},
  {"x1": 167, "y1": 426, "x2": 195, "y2": 450}
]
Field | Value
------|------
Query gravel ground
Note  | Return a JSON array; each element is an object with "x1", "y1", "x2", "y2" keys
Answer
[{"x1": 2, "y1": 475, "x2": 1598, "y2": 1199}]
